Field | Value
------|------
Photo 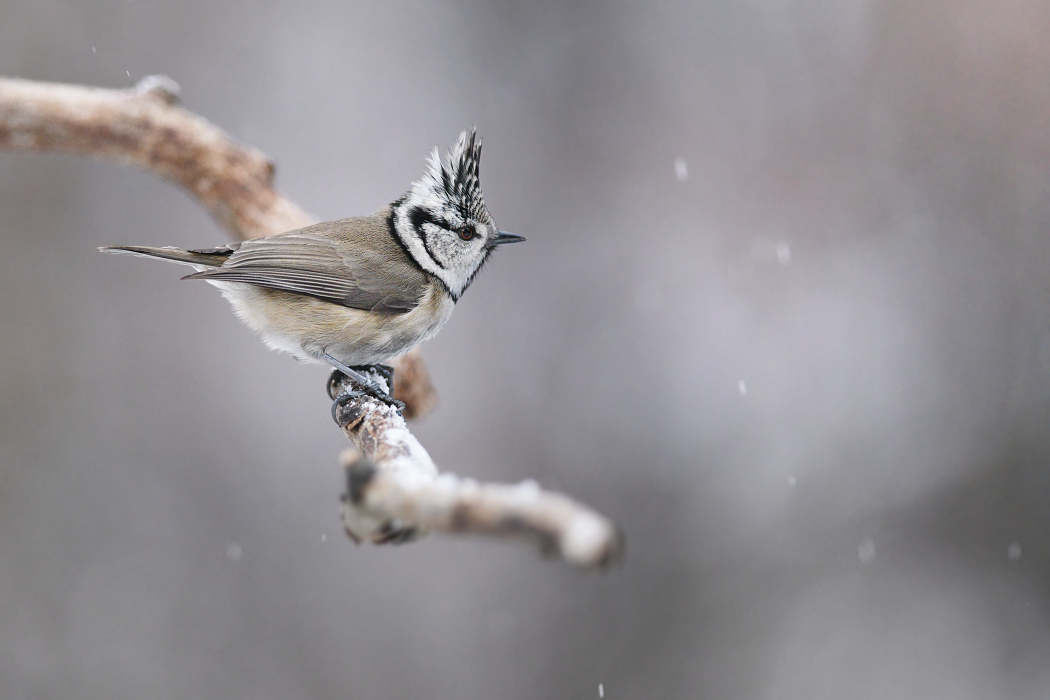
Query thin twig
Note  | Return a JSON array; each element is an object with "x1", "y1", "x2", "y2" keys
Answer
[{"x1": 0, "y1": 74, "x2": 624, "y2": 568}]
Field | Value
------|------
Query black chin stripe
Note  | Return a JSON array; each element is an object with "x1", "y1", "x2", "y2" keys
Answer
[{"x1": 441, "y1": 278, "x2": 459, "y2": 303}]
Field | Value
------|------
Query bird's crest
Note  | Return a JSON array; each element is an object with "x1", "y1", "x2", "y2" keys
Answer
[{"x1": 413, "y1": 127, "x2": 489, "y2": 223}]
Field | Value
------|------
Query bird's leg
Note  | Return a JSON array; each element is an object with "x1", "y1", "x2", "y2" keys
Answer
[
  {"x1": 356, "y1": 363, "x2": 395, "y2": 392},
  {"x1": 322, "y1": 353, "x2": 405, "y2": 413}
]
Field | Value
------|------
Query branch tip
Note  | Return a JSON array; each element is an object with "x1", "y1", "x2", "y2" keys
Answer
[{"x1": 134, "y1": 74, "x2": 181, "y2": 105}]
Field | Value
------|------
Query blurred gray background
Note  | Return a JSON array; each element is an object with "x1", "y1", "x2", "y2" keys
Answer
[{"x1": 2, "y1": 1, "x2": 1050, "y2": 698}]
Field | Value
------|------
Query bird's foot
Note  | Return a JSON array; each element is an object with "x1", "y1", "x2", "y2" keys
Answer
[
  {"x1": 357, "y1": 363, "x2": 396, "y2": 394},
  {"x1": 327, "y1": 364, "x2": 404, "y2": 427}
]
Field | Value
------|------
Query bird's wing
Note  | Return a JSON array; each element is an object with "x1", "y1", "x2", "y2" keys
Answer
[{"x1": 183, "y1": 228, "x2": 423, "y2": 315}]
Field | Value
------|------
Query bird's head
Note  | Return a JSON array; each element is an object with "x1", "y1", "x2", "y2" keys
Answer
[{"x1": 392, "y1": 128, "x2": 524, "y2": 300}]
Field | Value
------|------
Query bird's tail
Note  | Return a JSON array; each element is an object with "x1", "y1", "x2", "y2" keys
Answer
[{"x1": 98, "y1": 244, "x2": 236, "y2": 268}]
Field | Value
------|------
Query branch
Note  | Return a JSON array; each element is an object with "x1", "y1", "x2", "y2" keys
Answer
[
  {"x1": 331, "y1": 372, "x2": 621, "y2": 568},
  {"x1": 0, "y1": 74, "x2": 623, "y2": 569},
  {"x1": 0, "y1": 74, "x2": 307, "y2": 240}
]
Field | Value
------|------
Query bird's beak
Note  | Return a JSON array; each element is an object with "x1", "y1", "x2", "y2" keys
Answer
[{"x1": 492, "y1": 231, "x2": 526, "y2": 246}]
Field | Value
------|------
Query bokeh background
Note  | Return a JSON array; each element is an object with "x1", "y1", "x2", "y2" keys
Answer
[{"x1": 2, "y1": 1, "x2": 1050, "y2": 697}]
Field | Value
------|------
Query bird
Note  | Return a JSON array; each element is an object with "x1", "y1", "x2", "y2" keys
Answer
[{"x1": 100, "y1": 128, "x2": 524, "y2": 409}]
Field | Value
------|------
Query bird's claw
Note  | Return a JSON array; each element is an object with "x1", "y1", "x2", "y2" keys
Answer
[{"x1": 328, "y1": 366, "x2": 404, "y2": 427}]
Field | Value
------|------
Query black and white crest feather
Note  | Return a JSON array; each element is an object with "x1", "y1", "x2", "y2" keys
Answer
[
  {"x1": 391, "y1": 127, "x2": 503, "y2": 299},
  {"x1": 420, "y1": 127, "x2": 490, "y2": 225}
]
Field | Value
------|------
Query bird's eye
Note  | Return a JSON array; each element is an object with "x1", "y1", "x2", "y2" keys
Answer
[{"x1": 457, "y1": 225, "x2": 476, "y2": 241}]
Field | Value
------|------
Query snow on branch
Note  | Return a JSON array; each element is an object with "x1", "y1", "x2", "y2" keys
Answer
[
  {"x1": 331, "y1": 373, "x2": 622, "y2": 568},
  {"x1": 0, "y1": 74, "x2": 623, "y2": 569}
]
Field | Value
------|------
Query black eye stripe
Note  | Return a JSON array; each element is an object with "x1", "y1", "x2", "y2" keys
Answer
[
  {"x1": 410, "y1": 205, "x2": 480, "y2": 244},
  {"x1": 409, "y1": 206, "x2": 452, "y2": 232}
]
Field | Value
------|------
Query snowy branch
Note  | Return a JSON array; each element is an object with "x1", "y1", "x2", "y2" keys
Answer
[
  {"x1": 0, "y1": 74, "x2": 623, "y2": 568},
  {"x1": 0, "y1": 74, "x2": 307, "y2": 240},
  {"x1": 331, "y1": 373, "x2": 622, "y2": 568}
]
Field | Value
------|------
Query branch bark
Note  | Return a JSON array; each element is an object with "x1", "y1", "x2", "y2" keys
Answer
[
  {"x1": 0, "y1": 74, "x2": 308, "y2": 240},
  {"x1": 0, "y1": 74, "x2": 623, "y2": 569},
  {"x1": 330, "y1": 372, "x2": 621, "y2": 568}
]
